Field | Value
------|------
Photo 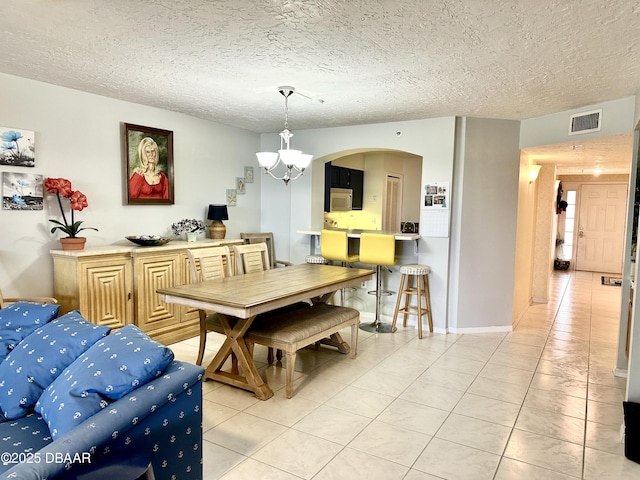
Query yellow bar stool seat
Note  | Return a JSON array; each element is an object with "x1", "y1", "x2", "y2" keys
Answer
[
  {"x1": 320, "y1": 229, "x2": 359, "y2": 304},
  {"x1": 320, "y1": 229, "x2": 359, "y2": 264},
  {"x1": 359, "y1": 232, "x2": 398, "y2": 333},
  {"x1": 391, "y1": 264, "x2": 433, "y2": 339}
]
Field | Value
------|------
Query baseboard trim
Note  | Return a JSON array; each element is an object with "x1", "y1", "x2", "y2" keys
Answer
[
  {"x1": 531, "y1": 297, "x2": 549, "y2": 304},
  {"x1": 614, "y1": 368, "x2": 628, "y2": 378},
  {"x1": 448, "y1": 325, "x2": 513, "y2": 334}
]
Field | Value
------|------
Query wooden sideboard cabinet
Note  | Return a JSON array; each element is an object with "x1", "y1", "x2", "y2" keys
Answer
[{"x1": 51, "y1": 239, "x2": 243, "y2": 345}]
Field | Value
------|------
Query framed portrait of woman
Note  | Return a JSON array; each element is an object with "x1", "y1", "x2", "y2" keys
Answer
[{"x1": 123, "y1": 123, "x2": 174, "y2": 205}]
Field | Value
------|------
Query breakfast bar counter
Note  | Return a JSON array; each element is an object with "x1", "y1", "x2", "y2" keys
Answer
[{"x1": 297, "y1": 228, "x2": 421, "y2": 255}]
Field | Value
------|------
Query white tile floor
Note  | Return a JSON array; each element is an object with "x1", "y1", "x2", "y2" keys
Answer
[{"x1": 170, "y1": 270, "x2": 640, "y2": 479}]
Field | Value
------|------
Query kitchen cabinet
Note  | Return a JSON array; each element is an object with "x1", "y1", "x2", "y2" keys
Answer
[
  {"x1": 325, "y1": 163, "x2": 364, "y2": 211},
  {"x1": 51, "y1": 239, "x2": 242, "y2": 344},
  {"x1": 350, "y1": 169, "x2": 364, "y2": 210}
]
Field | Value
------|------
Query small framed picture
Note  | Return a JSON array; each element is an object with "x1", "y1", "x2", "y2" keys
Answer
[
  {"x1": 123, "y1": 123, "x2": 174, "y2": 205},
  {"x1": 244, "y1": 166, "x2": 254, "y2": 183},
  {"x1": 236, "y1": 177, "x2": 246, "y2": 194},
  {"x1": 2, "y1": 172, "x2": 43, "y2": 210},
  {"x1": 0, "y1": 127, "x2": 35, "y2": 167},
  {"x1": 227, "y1": 189, "x2": 237, "y2": 206}
]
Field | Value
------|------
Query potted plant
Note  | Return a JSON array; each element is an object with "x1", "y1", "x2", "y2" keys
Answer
[
  {"x1": 44, "y1": 177, "x2": 98, "y2": 250},
  {"x1": 171, "y1": 218, "x2": 205, "y2": 242}
]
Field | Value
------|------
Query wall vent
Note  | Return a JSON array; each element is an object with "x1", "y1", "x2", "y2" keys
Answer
[{"x1": 568, "y1": 109, "x2": 602, "y2": 135}]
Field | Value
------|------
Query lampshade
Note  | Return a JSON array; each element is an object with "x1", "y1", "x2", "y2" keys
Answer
[
  {"x1": 207, "y1": 204, "x2": 229, "y2": 221},
  {"x1": 528, "y1": 164, "x2": 542, "y2": 183}
]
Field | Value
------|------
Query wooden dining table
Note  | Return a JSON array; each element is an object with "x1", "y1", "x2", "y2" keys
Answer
[{"x1": 157, "y1": 263, "x2": 373, "y2": 400}]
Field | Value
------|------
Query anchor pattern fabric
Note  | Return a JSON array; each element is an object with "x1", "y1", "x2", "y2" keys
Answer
[
  {"x1": 35, "y1": 325, "x2": 174, "y2": 439},
  {"x1": 0, "y1": 310, "x2": 110, "y2": 420}
]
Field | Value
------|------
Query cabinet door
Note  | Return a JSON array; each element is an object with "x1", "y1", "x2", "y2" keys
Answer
[
  {"x1": 135, "y1": 253, "x2": 181, "y2": 333},
  {"x1": 350, "y1": 169, "x2": 364, "y2": 209},
  {"x1": 79, "y1": 258, "x2": 132, "y2": 329}
]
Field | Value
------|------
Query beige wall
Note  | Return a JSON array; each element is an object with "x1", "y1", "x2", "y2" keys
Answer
[
  {"x1": 531, "y1": 165, "x2": 558, "y2": 302},
  {"x1": 512, "y1": 155, "x2": 539, "y2": 322}
]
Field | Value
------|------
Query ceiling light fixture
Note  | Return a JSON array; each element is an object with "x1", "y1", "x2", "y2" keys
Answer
[{"x1": 256, "y1": 86, "x2": 313, "y2": 185}]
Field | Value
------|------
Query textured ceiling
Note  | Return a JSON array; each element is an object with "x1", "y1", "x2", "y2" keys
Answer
[
  {"x1": 522, "y1": 133, "x2": 634, "y2": 175},
  {"x1": 1, "y1": 0, "x2": 639, "y2": 173}
]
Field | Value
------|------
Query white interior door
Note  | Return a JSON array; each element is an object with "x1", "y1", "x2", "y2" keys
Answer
[
  {"x1": 575, "y1": 183, "x2": 628, "y2": 274},
  {"x1": 383, "y1": 175, "x2": 402, "y2": 231}
]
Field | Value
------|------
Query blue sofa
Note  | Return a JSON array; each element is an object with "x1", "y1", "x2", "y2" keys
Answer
[{"x1": 0, "y1": 303, "x2": 204, "y2": 480}]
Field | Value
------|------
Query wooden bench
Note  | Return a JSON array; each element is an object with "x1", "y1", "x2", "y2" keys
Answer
[{"x1": 245, "y1": 303, "x2": 360, "y2": 398}]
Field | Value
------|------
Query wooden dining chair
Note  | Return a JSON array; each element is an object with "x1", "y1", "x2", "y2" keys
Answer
[
  {"x1": 233, "y1": 242, "x2": 272, "y2": 274},
  {"x1": 186, "y1": 246, "x2": 235, "y2": 366},
  {"x1": 240, "y1": 232, "x2": 292, "y2": 269}
]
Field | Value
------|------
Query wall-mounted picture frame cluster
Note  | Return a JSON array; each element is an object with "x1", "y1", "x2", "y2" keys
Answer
[
  {"x1": 123, "y1": 123, "x2": 174, "y2": 205},
  {"x1": 226, "y1": 166, "x2": 253, "y2": 206}
]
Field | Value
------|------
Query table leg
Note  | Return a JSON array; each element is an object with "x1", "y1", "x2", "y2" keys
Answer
[{"x1": 203, "y1": 314, "x2": 273, "y2": 400}]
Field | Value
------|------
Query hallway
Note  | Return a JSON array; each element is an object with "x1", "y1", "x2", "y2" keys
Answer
[{"x1": 171, "y1": 270, "x2": 640, "y2": 479}]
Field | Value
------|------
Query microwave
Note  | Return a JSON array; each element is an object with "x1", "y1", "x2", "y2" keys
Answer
[{"x1": 330, "y1": 188, "x2": 353, "y2": 211}]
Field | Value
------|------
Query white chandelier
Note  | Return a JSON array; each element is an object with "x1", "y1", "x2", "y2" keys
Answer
[{"x1": 256, "y1": 86, "x2": 313, "y2": 185}]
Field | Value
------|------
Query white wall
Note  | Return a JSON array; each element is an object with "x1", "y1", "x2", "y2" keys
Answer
[{"x1": 0, "y1": 73, "x2": 262, "y2": 298}]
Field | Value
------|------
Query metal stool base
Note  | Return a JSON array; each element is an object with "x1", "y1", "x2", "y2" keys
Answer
[{"x1": 359, "y1": 321, "x2": 393, "y2": 333}]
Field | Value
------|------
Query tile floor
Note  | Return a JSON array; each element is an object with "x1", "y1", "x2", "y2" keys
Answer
[{"x1": 170, "y1": 270, "x2": 640, "y2": 479}]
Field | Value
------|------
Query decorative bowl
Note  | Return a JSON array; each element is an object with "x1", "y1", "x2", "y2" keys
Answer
[{"x1": 126, "y1": 235, "x2": 171, "y2": 247}]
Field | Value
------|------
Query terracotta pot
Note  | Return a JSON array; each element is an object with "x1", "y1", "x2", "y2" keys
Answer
[{"x1": 60, "y1": 237, "x2": 87, "y2": 251}]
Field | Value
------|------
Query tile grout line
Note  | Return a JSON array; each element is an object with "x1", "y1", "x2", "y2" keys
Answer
[{"x1": 492, "y1": 271, "x2": 574, "y2": 479}]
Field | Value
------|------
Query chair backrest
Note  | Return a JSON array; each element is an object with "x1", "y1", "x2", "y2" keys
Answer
[
  {"x1": 359, "y1": 233, "x2": 396, "y2": 266},
  {"x1": 186, "y1": 246, "x2": 233, "y2": 282},
  {"x1": 233, "y1": 243, "x2": 271, "y2": 274},
  {"x1": 320, "y1": 229, "x2": 351, "y2": 262},
  {"x1": 0, "y1": 289, "x2": 58, "y2": 309},
  {"x1": 240, "y1": 232, "x2": 277, "y2": 269}
]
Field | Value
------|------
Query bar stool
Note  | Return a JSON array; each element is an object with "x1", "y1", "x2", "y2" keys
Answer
[
  {"x1": 359, "y1": 233, "x2": 398, "y2": 333},
  {"x1": 305, "y1": 254, "x2": 328, "y2": 264},
  {"x1": 320, "y1": 229, "x2": 359, "y2": 304},
  {"x1": 392, "y1": 264, "x2": 433, "y2": 339}
]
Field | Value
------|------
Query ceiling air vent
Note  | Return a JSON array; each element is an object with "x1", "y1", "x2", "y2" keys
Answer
[{"x1": 568, "y1": 109, "x2": 602, "y2": 135}]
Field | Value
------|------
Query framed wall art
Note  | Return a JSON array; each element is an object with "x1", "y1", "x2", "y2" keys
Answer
[
  {"x1": 0, "y1": 127, "x2": 35, "y2": 167},
  {"x1": 2, "y1": 172, "x2": 43, "y2": 210},
  {"x1": 236, "y1": 177, "x2": 246, "y2": 194},
  {"x1": 226, "y1": 189, "x2": 237, "y2": 206},
  {"x1": 123, "y1": 123, "x2": 174, "y2": 205},
  {"x1": 244, "y1": 166, "x2": 254, "y2": 183}
]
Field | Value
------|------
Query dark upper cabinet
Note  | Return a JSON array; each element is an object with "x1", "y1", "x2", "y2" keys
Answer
[
  {"x1": 350, "y1": 169, "x2": 364, "y2": 210},
  {"x1": 325, "y1": 164, "x2": 364, "y2": 211},
  {"x1": 324, "y1": 162, "x2": 332, "y2": 212}
]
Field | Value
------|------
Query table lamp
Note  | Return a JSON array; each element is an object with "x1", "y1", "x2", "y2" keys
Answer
[{"x1": 207, "y1": 204, "x2": 229, "y2": 239}]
